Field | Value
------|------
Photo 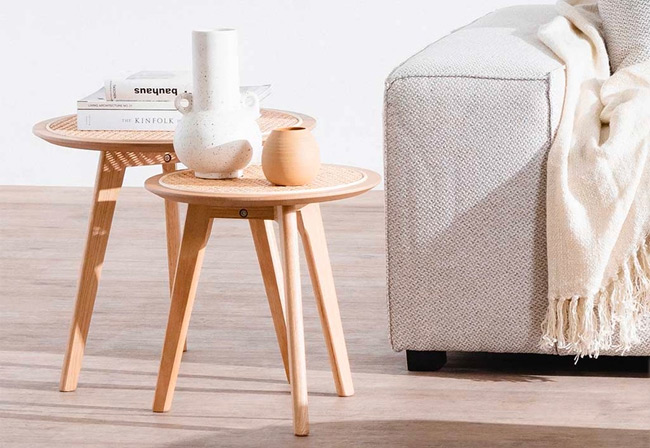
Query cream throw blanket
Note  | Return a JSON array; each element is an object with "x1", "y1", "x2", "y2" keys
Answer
[{"x1": 539, "y1": 0, "x2": 650, "y2": 358}]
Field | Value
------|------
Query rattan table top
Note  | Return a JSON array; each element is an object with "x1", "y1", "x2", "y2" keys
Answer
[
  {"x1": 33, "y1": 109, "x2": 315, "y2": 153},
  {"x1": 145, "y1": 164, "x2": 381, "y2": 207}
]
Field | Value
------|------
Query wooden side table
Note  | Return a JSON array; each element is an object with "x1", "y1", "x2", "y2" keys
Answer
[
  {"x1": 32, "y1": 110, "x2": 315, "y2": 393},
  {"x1": 145, "y1": 165, "x2": 380, "y2": 436}
]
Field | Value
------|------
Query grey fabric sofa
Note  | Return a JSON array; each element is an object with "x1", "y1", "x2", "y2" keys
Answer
[{"x1": 384, "y1": 4, "x2": 650, "y2": 370}]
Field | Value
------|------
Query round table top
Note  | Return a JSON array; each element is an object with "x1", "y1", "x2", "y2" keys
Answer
[
  {"x1": 145, "y1": 164, "x2": 381, "y2": 207},
  {"x1": 32, "y1": 109, "x2": 316, "y2": 153}
]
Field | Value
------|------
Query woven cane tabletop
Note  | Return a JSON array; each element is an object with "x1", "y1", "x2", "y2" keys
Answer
[
  {"x1": 33, "y1": 109, "x2": 315, "y2": 153},
  {"x1": 145, "y1": 164, "x2": 381, "y2": 207}
]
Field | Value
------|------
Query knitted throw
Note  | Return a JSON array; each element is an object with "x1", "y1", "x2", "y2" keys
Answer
[{"x1": 539, "y1": 0, "x2": 650, "y2": 358}]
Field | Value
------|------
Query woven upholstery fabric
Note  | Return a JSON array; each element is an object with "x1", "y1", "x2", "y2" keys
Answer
[
  {"x1": 384, "y1": 5, "x2": 650, "y2": 356},
  {"x1": 389, "y1": 6, "x2": 565, "y2": 81},
  {"x1": 599, "y1": 0, "x2": 650, "y2": 72}
]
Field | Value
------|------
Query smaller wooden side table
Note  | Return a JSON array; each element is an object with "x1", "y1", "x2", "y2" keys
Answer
[
  {"x1": 32, "y1": 110, "x2": 314, "y2": 393},
  {"x1": 145, "y1": 165, "x2": 380, "y2": 436}
]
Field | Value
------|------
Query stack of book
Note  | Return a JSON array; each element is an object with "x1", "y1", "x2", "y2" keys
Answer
[{"x1": 77, "y1": 71, "x2": 270, "y2": 131}]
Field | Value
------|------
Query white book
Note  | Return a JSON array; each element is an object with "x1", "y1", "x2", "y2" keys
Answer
[
  {"x1": 79, "y1": 83, "x2": 272, "y2": 130},
  {"x1": 105, "y1": 71, "x2": 191, "y2": 101},
  {"x1": 78, "y1": 89, "x2": 177, "y2": 110},
  {"x1": 83, "y1": 85, "x2": 272, "y2": 110},
  {"x1": 77, "y1": 109, "x2": 181, "y2": 131}
]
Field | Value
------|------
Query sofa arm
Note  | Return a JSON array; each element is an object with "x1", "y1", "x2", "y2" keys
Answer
[
  {"x1": 386, "y1": 5, "x2": 563, "y2": 86},
  {"x1": 383, "y1": 5, "x2": 566, "y2": 353}
]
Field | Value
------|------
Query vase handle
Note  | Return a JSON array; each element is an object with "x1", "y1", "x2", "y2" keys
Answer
[
  {"x1": 241, "y1": 91, "x2": 260, "y2": 118},
  {"x1": 175, "y1": 92, "x2": 193, "y2": 115}
]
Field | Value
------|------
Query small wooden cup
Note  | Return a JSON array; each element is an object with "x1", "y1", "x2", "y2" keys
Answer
[{"x1": 262, "y1": 127, "x2": 320, "y2": 186}]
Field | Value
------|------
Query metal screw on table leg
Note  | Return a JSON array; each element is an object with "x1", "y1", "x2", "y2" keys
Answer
[
  {"x1": 239, "y1": 209, "x2": 248, "y2": 218},
  {"x1": 163, "y1": 153, "x2": 173, "y2": 163}
]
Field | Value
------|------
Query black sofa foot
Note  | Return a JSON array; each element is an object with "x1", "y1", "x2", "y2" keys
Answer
[{"x1": 406, "y1": 350, "x2": 447, "y2": 371}]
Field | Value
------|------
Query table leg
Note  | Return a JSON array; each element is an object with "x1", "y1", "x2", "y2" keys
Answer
[
  {"x1": 298, "y1": 204, "x2": 354, "y2": 397},
  {"x1": 280, "y1": 206, "x2": 309, "y2": 436},
  {"x1": 153, "y1": 205, "x2": 213, "y2": 412},
  {"x1": 59, "y1": 151, "x2": 125, "y2": 392},
  {"x1": 161, "y1": 163, "x2": 186, "y2": 352},
  {"x1": 249, "y1": 219, "x2": 290, "y2": 382}
]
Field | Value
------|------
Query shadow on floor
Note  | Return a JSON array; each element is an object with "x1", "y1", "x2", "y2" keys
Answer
[
  {"x1": 0, "y1": 379, "x2": 337, "y2": 398},
  {"x1": 3, "y1": 350, "x2": 648, "y2": 388},
  {"x1": 438, "y1": 352, "x2": 650, "y2": 379},
  {"x1": 160, "y1": 419, "x2": 650, "y2": 448},
  {"x1": 0, "y1": 412, "x2": 646, "y2": 448},
  {"x1": 351, "y1": 351, "x2": 649, "y2": 382},
  {"x1": 0, "y1": 362, "x2": 288, "y2": 384}
]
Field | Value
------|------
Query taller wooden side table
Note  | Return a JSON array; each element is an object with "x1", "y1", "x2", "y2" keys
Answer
[
  {"x1": 32, "y1": 110, "x2": 315, "y2": 392},
  {"x1": 145, "y1": 165, "x2": 381, "y2": 436}
]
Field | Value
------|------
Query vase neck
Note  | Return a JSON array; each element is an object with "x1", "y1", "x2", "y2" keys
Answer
[{"x1": 192, "y1": 29, "x2": 241, "y2": 112}]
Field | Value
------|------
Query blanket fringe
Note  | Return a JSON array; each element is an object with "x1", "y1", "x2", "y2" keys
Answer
[{"x1": 541, "y1": 234, "x2": 650, "y2": 359}]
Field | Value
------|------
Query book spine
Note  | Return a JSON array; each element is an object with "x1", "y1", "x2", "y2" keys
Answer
[
  {"x1": 77, "y1": 110, "x2": 181, "y2": 131},
  {"x1": 104, "y1": 79, "x2": 191, "y2": 101},
  {"x1": 77, "y1": 99, "x2": 176, "y2": 110}
]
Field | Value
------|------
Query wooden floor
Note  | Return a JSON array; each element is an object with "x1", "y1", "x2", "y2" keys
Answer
[{"x1": 0, "y1": 186, "x2": 648, "y2": 447}]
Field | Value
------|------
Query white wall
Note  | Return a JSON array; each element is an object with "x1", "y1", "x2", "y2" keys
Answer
[{"x1": 0, "y1": 0, "x2": 552, "y2": 187}]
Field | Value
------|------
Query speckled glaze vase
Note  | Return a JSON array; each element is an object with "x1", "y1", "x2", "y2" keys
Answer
[{"x1": 173, "y1": 29, "x2": 262, "y2": 179}]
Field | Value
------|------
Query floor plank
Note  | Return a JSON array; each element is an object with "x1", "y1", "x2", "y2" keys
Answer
[{"x1": 0, "y1": 186, "x2": 648, "y2": 447}]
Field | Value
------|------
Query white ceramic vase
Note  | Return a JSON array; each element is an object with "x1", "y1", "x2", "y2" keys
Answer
[{"x1": 173, "y1": 29, "x2": 262, "y2": 179}]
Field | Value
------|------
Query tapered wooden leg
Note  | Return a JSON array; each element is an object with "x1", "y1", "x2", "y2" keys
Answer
[
  {"x1": 280, "y1": 206, "x2": 309, "y2": 436},
  {"x1": 161, "y1": 163, "x2": 186, "y2": 352},
  {"x1": 153, "y1": 205, "x2": 213, "y2": 412},
  {"x1": 249, "y1": 219, "x2": 290, "y2": 382},
  {"x1": 59, "y1": 152, "x2": 125, "y2": 392},
  {"x1": 298, "y1": 204, "x2": 354, "y2": 397}
]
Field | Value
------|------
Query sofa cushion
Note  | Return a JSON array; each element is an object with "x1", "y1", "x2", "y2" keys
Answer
[{"x1": 599, "y1": 0, "x2": 650, "y2": 71}]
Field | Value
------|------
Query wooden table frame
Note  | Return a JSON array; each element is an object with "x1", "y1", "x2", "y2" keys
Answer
[
  {"x1": 59, "y1": 151, "x2": 183, "y2": 392},
  {"x1": 32, "y1": 111, "x2": 316, "y2": 393},
  {"x1": 150, "y1": 203, "x2": 355, "y2": 436},
  {"x1": 144, "y1": 166, "x2": 380, "y2": 436}
]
